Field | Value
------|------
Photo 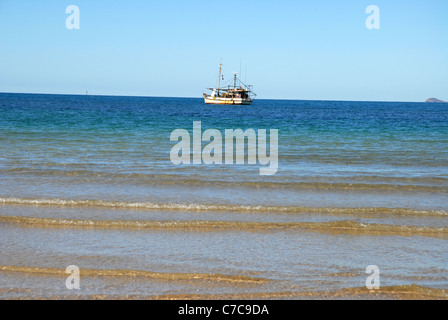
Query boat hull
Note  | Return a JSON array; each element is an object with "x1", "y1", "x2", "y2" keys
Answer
[{"x1": 204, "y1": 96, "x2": 253, "y2": 105}]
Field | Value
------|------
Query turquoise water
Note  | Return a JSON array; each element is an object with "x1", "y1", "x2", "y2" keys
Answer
[{"x1": 0, "y1": 93, "x2": 447, "y2": 299}]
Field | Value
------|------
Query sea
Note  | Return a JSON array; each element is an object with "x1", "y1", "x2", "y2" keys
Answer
[{"x1": 0, "y1": 92, "x2": 447, "y2": 299}]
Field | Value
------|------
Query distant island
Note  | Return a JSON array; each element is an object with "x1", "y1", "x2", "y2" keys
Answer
[{"x1": 425, "y1": 98, "x2": 447, "y2": 103}]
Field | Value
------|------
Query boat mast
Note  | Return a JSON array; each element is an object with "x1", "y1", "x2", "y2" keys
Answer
[{"x1": 218, "y1": 60, "x2": 222, "y2": 94}]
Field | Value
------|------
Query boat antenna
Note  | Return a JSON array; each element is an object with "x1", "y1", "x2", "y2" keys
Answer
[
  {"x1": 239, "y1": 58, "x2": 242, "y2": 83},
  {"x1": 245, "y1": 65, "x2": 247, "y2": 84}
]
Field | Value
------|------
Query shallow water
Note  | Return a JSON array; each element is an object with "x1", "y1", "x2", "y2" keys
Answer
[{"x1": 0, "y1": 93, "x2": 447, "y2": 299}]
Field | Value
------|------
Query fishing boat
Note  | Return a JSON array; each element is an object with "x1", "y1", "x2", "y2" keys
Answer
[{"x1": 203, "y1": 62, "x2": 256, "y2": 105}]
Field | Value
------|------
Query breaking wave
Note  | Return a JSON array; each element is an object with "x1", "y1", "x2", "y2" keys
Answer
[
  {"x1": 1, "y1": 215, "x2": 447, "y2": 237},
  {"x1": 0, "y1": 265, "x2": 267, "y2": 284},
  {"x1": 0, "y1": 197, "x2": 447, "y2": 216}
]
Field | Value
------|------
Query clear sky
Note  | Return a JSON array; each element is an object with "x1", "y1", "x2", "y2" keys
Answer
[{"x1": 0, "y1": 0, "x2": 447, "y2": 101}]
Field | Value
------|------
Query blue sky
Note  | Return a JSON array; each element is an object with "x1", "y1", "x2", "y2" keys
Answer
[{"x1": 0, "y1": 0, "x2": 447, "y2": 101}]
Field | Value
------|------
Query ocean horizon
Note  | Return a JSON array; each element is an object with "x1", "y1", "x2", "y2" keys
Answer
[{"x1": 0, "y1": 91, "x2": 442, "y2": 103}]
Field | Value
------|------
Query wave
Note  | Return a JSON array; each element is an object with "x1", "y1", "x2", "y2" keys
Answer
[
  {"x1": 1, "y1": 197, "x2": 447, "y2": 216},
  {"x1": 1, "y1": 216, "x2": 447, "y2": 237},
  {"x1": 0, "y1": 265, "x2": 267, "y2": 284},
  {"x1": 2, "y1": 168, "x2": 448, "y2": 192},
  {"x1": 4, "y1": 284, "x2": 446, "y2": 300},
  {"x1": 142, "y1": 284, "x2": 448, "y2": 300}
]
